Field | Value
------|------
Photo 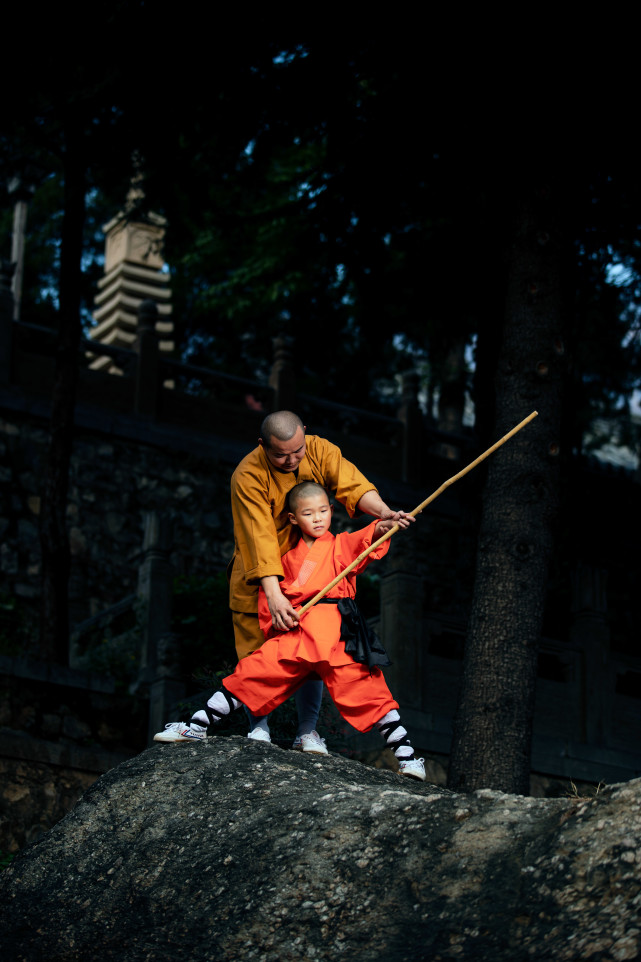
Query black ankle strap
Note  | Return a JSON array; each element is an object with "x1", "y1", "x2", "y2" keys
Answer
[{"x1": 190, "y1": 687, "x2": 238, "y2": 728}]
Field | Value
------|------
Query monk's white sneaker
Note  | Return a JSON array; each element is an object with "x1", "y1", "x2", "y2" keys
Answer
[
  {"x1": 247, "y1": 728, "x2": 272, "y2": 744},
  {"x1": 297, "y1": 731, "x2": 328, "y2": 755},
  {"x1": 398, "y1": 757, "x2": 426, "y2": 782}
]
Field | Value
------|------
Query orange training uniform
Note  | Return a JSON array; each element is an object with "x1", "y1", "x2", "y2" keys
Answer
[
  {"x1": 223, "y1": 522, "x2": 398, "y2": 733},
  {"x1": 229, "y1": 435, "x2": 376, "y2": 658}
]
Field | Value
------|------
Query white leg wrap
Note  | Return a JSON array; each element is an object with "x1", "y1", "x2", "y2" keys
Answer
[{"x1": 375, "y1": 709, "x2": 415, "y2": 760}]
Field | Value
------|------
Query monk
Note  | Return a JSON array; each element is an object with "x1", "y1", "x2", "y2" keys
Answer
[
  {"x1": 227, "y1": 411, "x2": 414, "y2": 750},
  {"x1": 155, "y1": 482, "x2": 425, "y2": 782}
]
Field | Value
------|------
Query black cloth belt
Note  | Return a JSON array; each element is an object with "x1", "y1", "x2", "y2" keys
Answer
[{"x1": 317, "y1": 597, "x2": 392, "y2": 670}]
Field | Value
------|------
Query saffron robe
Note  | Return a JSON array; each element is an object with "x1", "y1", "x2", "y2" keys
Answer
[
  {"x1": 229, "y1": 435, "x2": 375, "y2": 615},
  {"x1": 223, "y1": 522, "x2": 398, "y2": 733}
]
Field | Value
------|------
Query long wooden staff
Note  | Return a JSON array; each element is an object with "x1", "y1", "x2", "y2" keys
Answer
[{"x1": 297, "y1": 410, "x2": 538, "y2": 617}]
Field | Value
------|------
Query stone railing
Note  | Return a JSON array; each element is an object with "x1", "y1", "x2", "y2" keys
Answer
[{"x1": 1, "y1": 267, "x2": 476, "y2": 484}]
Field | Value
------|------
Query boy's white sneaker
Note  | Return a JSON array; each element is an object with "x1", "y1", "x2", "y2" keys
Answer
[
  {"x1": 398, "y1": 757, "x2": 426, "y2": 782},
  {"x1": 296, "y1": 731, "x2": 329, "y2": 755},
  {"x1": 247, "y1": 728, "x2": 272, "y2": 743},
  {"x1": 153, "y1": 722, "x2": 206, "y2": 743}
]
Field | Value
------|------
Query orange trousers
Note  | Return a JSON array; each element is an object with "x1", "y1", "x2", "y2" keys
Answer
[{"x1": 223, "y1": 631, "x2": 398, "y2": 733}]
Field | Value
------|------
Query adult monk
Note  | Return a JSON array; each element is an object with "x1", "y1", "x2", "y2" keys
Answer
[{"x1": 229, "y1": 410, "x2": 413, "y2": 750}]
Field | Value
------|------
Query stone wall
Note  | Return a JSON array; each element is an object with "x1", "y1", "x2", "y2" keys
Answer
[
  {"x1": 0, "y1": 654, "x2": 148, "y2": 852},
  {"x1": 0, "y1": 411, "x2": 238, "y2": 641}
]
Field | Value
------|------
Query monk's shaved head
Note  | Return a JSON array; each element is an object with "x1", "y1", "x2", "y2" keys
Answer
[
  {"x1": 260, "y1": 411, "x2": 305, "y2": 448},
  {"x1": 287, "y1": 481, "x2": 330, "y2": 514}
]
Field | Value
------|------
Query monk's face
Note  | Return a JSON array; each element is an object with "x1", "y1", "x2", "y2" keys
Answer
[
  {"x1": 288, "y1": 492, "x2": 332, "y2": 541},
  {"x1": 260, "y1": 427, "x2": 306, "y2": 472}
]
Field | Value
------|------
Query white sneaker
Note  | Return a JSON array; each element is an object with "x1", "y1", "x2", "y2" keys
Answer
[
  {"x1": 297, "y1": 731, "x2": 328, "y2": 755},
  {"x1": 153, "y1": 722, "x2": 206, "y2": 743},
  {"x1": 398, "y1": 757, "x2": 426, "y2": 782},
  {"x1": 247, "y1": 728, "x2": 272, "y2": 744}
]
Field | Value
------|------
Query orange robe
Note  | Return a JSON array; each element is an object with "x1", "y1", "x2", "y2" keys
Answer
[
  {"x1": 223, "y1": 522, "x2": 398, "y2": 732},
  {"x1": 229, "y1": 435, "x2": 376, "y2": 658}
]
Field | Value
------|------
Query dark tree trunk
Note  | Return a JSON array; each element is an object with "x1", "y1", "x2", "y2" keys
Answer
[
  {"x1": 38, "y1": 122, "x2": 86, "y2": 663},
  {"x1": 447, "y1": 179, "x2": 567, "y2": 795}
]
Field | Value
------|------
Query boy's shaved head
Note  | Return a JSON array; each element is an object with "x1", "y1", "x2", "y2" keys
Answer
[
  {"x1": 260, "y1": 411, "x2": 305, "y2": 447},
  {"x1": 287, "y1": 481, "x2": 329, "y2": 514}
]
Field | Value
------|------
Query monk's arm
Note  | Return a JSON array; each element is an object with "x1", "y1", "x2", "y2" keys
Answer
[{"x1": 260, "y1": 575, "x2": 299, "y2": 631}]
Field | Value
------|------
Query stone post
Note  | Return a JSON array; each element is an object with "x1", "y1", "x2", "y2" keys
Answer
[
  {"x1": 147, "y1": 633, "x2": 186, "y2": 747},
  {"x1": 8, "y1": 177, "x2": 34, "y2": 322},
  {"x1": 136, "y1": 511, "x2": 183, "y2": 743},
  {"x1": 436, "y1": 339, "x2": 467, "y2": 460},
  {"x1": 134, "y1": 300, "x2": 160, "y2": 417},
  {"x1": 380, "y1": 546, "x2": 424, "y2": 710},
  {"x1": 397, "y1": 371, "x2": 422, "y2": 485},
  {"x1": 570, "y1": 562, "x2": 611, "y2": 746},
  {"x1": 0, "y1": 261, "x2": 14, "y2": 384},
  {"x1": 137, "y1": 511, "x2": 173, "y2": 674},
  {"x1": 269, "y1": 335, "x2": 296, "y2": 411}
]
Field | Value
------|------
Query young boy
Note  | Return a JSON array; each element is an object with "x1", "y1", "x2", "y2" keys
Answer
[{"x1": 154, "y1": 482, "x2": 425, "y2": 781}]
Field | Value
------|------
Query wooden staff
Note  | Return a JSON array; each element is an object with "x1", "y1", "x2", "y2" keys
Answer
[{"x1": 297, "y1": 410, "x2": 538, "y2": 617}]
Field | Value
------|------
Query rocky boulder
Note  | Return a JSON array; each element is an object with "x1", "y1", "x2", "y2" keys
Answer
[{"x1": 1, "y1": 736, "x2": 640, "y2": 961}]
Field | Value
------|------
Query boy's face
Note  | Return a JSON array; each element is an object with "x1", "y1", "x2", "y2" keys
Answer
[{"x1": 288, "y1": 492, "x2": 333, "y2": 541}]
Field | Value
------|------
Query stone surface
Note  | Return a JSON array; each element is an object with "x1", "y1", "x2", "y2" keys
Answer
[{"x1": 1, "y1": 737, "x2": 641, "y2": 961}]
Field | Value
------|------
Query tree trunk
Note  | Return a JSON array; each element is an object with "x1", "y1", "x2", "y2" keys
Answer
[
  {"x1": 38, "y1": 122, "x2": 86, "y2": 663},
  {"x1": 447, "y1": 179, "x2": 566, "y2": 795}
]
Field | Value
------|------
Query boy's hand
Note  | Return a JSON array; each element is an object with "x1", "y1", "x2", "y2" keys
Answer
[
  {"x1": 379, "y1": 508, "x2": 415, "y2": 530},
  {"x1": 374, "y1": 517, "x2": 398, "y2": 537}
]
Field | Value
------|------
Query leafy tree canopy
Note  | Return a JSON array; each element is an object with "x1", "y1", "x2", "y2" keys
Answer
[{"x1": 2, "y1": 12, "x2": 641, "y2": 446}]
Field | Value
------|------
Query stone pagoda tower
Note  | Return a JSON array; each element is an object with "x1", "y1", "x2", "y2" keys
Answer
[{"x1": 88, "y1": 180, "x2": 174, "y2": 374}]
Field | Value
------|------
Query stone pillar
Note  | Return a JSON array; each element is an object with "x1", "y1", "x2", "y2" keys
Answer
[
  {"x1": 137, "y1": 511, "x2": 173, "y2": 674},
  {"x1": 0, "y1": 261, "x2": 15, "y2": 384},
  {"x1": 147, "y1": 633, "x2": 186, "y2": 746},
  {"x1": 136, "y1": 512, "x2": 186, "y2": 742},
  {"x1": 8, "y1": 178, "x2": 34, "y2": 322},
  {"x1": 380, "y1": 547, "x2": 424, "y2": 710},
  {"x1": 397, "y1": 371, "x2": 422, "y2": 485},
  {"x1": 436, "y1": 339, "x2": 467, "y2": 460},
  {"x1": 269, "y1": 335, "x2": 296, "y2": 411},
  {"x1": 570, "y1": 562, "x2": 611, "y2": 746},
  {"x1": 134, "y1": 300, "x2": 160, "y2": 418}
]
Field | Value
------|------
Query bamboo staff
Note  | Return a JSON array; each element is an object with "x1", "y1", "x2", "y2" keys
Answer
[{"x1": 297, "y1": 410, "x2": 538, "y2": 617}]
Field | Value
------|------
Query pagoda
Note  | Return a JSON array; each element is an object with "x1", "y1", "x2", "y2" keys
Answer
[{"x1": 88, "y1": 178, "x2": 174, "y2": 374}]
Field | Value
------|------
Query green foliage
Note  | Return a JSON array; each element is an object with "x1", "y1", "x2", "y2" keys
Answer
[
  {"x1": 72, "y1": 602, "x2": 141, "y2": 690},
  {"x1": 81, "y1": 632, "x2": 140, "y2": 691},
  {"x1": 0, "y1": 851, "x2": 15, "y2": 872},
  {"x1": 171, "y1": 573, "x2": 236, "y2": 684},
  {"x1": 4, "y1": 16, "x2": 641, "y2": 438}
]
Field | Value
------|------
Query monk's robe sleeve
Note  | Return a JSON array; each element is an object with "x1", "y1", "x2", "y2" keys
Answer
[
  {"x1": 305, "y1": 436, "x2": 377, "y2": 517},
  {"x1": 231, "y1": 466, "x2": 284, "y2": 587}
]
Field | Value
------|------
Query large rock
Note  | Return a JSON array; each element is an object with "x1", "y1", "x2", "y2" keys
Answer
[{"x1": 1, "y1": 737, "x2": 640, "y2": 961}]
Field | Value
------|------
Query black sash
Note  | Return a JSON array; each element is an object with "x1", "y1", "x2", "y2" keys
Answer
[{"x1": 317, "y1": 597, "x2": 392, "y2": 670}]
